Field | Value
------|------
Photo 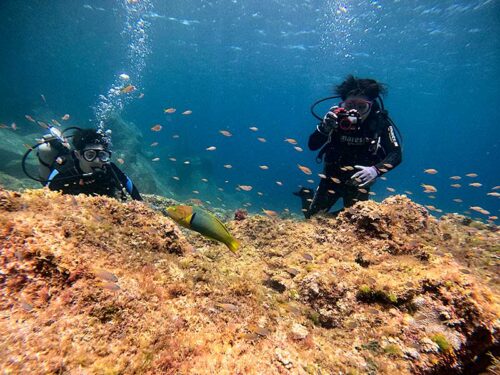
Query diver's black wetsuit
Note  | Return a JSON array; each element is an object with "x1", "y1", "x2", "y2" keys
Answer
[
  {"x1": 300, "y1": 110, "x2": 402, "y2": 218},
  {"x1": 44, "y1": 152, "x2": 142, "y2": 201}
]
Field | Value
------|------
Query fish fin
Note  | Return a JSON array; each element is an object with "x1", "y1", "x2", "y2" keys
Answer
[
  {"x1": 227, "y1": 238, "x2": 240, "y2": 253},
  {"x1": 206, "y1": 211, "x2": 232, "y2": 237}
]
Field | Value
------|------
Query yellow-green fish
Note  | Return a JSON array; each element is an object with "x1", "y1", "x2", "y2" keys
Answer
[{"x1": 166, "y1": 205, "x2": 239, "y2": 253}]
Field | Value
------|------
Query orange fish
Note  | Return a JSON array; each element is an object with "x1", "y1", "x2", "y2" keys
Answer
[
  {"x1": 453, "y1": 198, "x2": 463, "y2": 203},
  {"x1": 249, "y1": 126, "x2": 258, "y2": 131},
  {"x1": 284, "y1": 138, "x2": 297, "y2": 145},
  {"x1": 259, "y1": 165, "x2": 269, "y2": 170},
  {"x1": 451, "y1": 184, "x2": 461, "y2": 188},
  {"x1": 424, "y1": 169, "x2": 438, "y2": 174},
  {"x1": 224, "y1": 164, "x2": 232, "y2": 169},
  {"x1": 257, "y1": 137, "x2": 266, "y2": 143},
  {"x1": 151, "y1": 124, "x2": 162, "y2": 132},
  {"x1": 150, "y1": 142, "x2": 159, "y2": 147},
  {"x1": 297, "y1": 164, "x2": 312, "y2": 175},
  {"x1": 331, "y1": 177, "x2": 341, "y2": 184},
  {"x1": 262, "y1": 209, "x2": 278, "y2": 217},
  {"x1": 11, "y1": 123, "x2": 17, "y2": 131},
  {"x1": 294, "y1": 146, "x2": 303, "y2": 152},
  {"x1": 465, "y1": 173, "x2": 478, "y2": 178},
  {"x1": 238, "y1": 185, "x2": 253, "y2": 191},
  {"x1": 25, "y1": 115, "x2": 36, "y2": 122},
  {"x1": 169, "y1": 157, "x2": 176, "y2": 162},
  {"x1": 386, "y1": 187, "x2": 396, "y2": 192},
  {"x1": 61, "y1": 114, "x2": 70, "y2": 121},
  {"x1": 182, "y1": 110, "x2": 192, "y2": 115},
  {"x1": 421, "y1": 184, "x2": 437, "y2": 193},
  {"x1": 152, "y1": 157, "x2": 160, "y2": 162},
  {"x1": 206, "y1": 146, "x2": 216, "y2": 151},
  {"x1": 117, "y1": 158, "x2": 125, "y2": 164},
  {"x1": 470, "y1": 206, "x2": 489, "y2": 215},
  {"x1": 276, "y1": 181, "x2": 283, "y2": 186},
  {"x1": 164, "y1": 108, "x2": 176, "y2": 114},
  {"x1": 0, "y1": 123, "x2": 8, "y2": 129},
  {"x1": 449, "y1": 176, "x2": 461, "y2": 180},
  {"x1": 469, "y1": 182, "x2": 482, "y2": 187},
  {"x1": 138, "y1": 93, "x2": 145, "y2": 99},
  {"x1": 120, "y1": 85, "x2": 136, "y2": 94},
  {"x1": 219, "y1": 130, "x2": 232, "y2": 137},
  {"x1": 318, "y1": 173, "x2": 326, "y2": 179},
  {"x1": 51, "y1": 119, "x2": 61, "y2": 127}
]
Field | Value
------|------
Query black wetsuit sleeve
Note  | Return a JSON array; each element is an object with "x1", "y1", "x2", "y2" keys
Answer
[
  {"x1": 110, "y1": 163, "x2": 143, "y2": 201},
  {"x1": 308, "y1": 125, "x2": 330, "y2": 151},
  {"x1": 374, "y1": 121, "x2": 402, "y2": 173}
]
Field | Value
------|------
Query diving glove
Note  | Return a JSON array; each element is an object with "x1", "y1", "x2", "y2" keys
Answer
[
  {"x1": 319, "y1": 106, "x2": 352, "y2": 134},
  {"x1": 317, "y1": 106, "x2": 338, "y2": 134},
  {"x1": 351, "y1": 165, "x2": 379, "y2": 187}
]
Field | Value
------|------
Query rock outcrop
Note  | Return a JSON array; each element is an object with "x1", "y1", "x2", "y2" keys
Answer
[{"x1": 1, "y1": 190, "x2": 498, "y2": 374}]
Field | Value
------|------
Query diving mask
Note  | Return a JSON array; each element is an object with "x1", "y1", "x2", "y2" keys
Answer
[
  {"x1": 340, "y1": 99, "x2": 372, "y2": 116},
  {"x1": 82, "y1": 149, "x2": 111, "y2": 162}
]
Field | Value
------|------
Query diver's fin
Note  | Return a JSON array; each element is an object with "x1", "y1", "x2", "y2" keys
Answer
[{"x1": 293, "y1": 187, "x2": 314, "y2": 212}]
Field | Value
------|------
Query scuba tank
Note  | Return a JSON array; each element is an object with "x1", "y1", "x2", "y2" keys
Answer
[
  {"x1": 37, "y1": 134, "x2": 70, "y2": 181},
  {"x1": 22, "y1": 125, "x2": 80, "y2": 184}
]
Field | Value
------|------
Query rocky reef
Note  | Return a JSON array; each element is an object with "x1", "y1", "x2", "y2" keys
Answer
[{"x1": 0, "y1": 189, "x2": 498, "y2": 374}]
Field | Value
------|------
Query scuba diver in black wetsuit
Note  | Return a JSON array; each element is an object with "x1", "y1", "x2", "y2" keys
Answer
[
  {"x1": 25, "y1": 127, "x2": 142, "y2": 201},
  {"x1": 295, "y1": 75, "x2": 402, "y2": 218}
]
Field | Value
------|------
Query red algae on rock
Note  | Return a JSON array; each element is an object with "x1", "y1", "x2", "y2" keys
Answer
[{"x1": 0, "y1": 189, "x2": 498, "y2": 374}]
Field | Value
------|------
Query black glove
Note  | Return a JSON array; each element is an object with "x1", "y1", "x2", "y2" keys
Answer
[{"x1": 318, "y1": 106, "x2": 349, "y2": 134}]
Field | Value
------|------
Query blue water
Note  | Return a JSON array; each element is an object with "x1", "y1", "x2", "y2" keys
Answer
[{"x1": 0, "y1": 0, "x2": 499, "y2": 220}]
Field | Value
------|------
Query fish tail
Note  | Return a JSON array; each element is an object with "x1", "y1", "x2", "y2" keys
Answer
[{"x1": 227, "y1": 238, "x2": 240, "y2": 253}]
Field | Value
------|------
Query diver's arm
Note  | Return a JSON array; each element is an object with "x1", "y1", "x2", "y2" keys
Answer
[
  {"x1": 110, "y1": 163, "x2": 143, "y2": 201},
  {"x1": 308, "y1": 125, "x2": 329, "y2": 151},
  {"x1": 374, "y1": 123, "x2": 402, "y2": 173}
]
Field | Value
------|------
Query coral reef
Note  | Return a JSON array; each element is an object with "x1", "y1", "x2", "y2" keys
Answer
[
  {"x1": 234, "y1": 208, "x2": 248, "y2": 221},
  {"x1": 0, "y1": 190, "x2": 498, "y2": 374}
]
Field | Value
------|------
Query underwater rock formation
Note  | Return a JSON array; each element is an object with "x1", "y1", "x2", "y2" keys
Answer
[{"x1": 0, "y1": 189, "x2": 498, "y2": 374}]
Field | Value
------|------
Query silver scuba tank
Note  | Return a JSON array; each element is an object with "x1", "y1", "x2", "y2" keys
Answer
[{"x1": 36, "y1": 127, "x2": 70, "y2": 181}]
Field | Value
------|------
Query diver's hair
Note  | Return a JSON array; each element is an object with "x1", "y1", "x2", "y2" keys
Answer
[
  {"x1": 335, "y1": 75, "x2": 387, "y2": 101},
  {"x1": 72, "y1": 128, "x2": 109, "y2": 151}
]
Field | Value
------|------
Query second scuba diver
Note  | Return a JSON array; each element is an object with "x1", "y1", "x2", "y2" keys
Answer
[
  {"x1": 32, "y1": 127, "x2": 142, "y2": 201},
  {"x1": 295, "y1": 75, "x2": 402, "y2": 218}
]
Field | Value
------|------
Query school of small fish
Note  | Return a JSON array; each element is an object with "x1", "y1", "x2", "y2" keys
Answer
[{"x1": 3, "y1": 89, "x2": 495, "y2": 223}]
